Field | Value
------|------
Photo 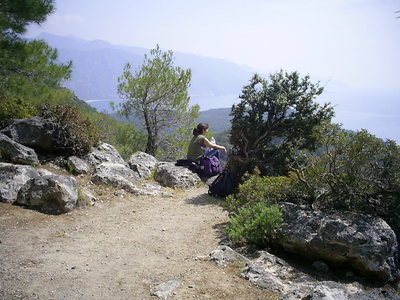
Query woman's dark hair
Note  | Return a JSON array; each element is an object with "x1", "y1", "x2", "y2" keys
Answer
[{"x1": 193, "y1": 123, "x2": 209, "y2": 136}]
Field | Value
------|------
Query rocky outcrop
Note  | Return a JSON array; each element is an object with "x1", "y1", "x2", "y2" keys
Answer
[
  {"x1": 155, "y1": 162, "x2": 202, "y2": 188},
  {"x1": 211, "y1": 246, "x2": 400, "y2": 300},
  {"x1": 87, "y1": 148, "x2": 202, "y2": 190},
  {"x1": 0, "y1": 133, "x2": 40, "y2": 165},
  {"x1": 0, "y1": 133, "x2": 195, "y2": 207},
  {"x1": 0, "y1": 116, "x2": 201, "y2": 191},
  {"x1": 0, "y1": 116, "x2": 58, "y2": 153},
  {"x1": 15, "y1": 175, "x2": 78, "y2": 214},
  {"x1": 275, "y1": 202, "x2": 399, "y2": 281},
  {"x1": 0, "y1": 163, "x2": 40, "y2": 203}
]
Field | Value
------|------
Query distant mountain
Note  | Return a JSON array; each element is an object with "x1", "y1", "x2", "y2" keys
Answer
[
  {"x1": 109, "y1": 107, "x2": 232, "y2": 134},
  {"x1": 35, "y1": 33, "x2": 255, "y2": 111},
  {"x1": 31, "y1": 34, "x2": 400, "y2": 142},
  {"x1": 197, "y1": 108, "x2": 232, "y2": 133}
]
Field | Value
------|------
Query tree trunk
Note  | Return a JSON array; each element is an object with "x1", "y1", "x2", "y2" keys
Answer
[{"x1": 146, "y1": 136, "x2": 156, "y2": 156}]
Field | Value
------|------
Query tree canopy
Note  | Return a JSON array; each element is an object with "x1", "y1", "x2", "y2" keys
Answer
[
  {"x1": 0, "y1": 0, "x2": 72, "y2": 103},
  {"x1": 117, "y1": 45, "x2": 199, "y2": 157},
  {"x1": 229, "y1": 70, "x2": 334, "y2": 176},
  {"x1": 0, "y1": 0, "x2": 54, "y2": 38}
]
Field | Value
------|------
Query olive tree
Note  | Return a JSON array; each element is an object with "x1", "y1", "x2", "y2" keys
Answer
[
  {"x1": 117, "y1": 45, "x2": 199, "y2": 157},
  {"x1": 229, "y1": 70, "x2": 334, "y2": 176}
]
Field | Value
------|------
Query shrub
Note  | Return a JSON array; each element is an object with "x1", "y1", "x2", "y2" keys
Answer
[
  {"x1": 38, "y1": 104, "x2": 102, "y2": 156},
  {"x1": 284, "y1": 123, "x2": 400, "y2": 244},
  {"x1": 89, "y1": 112, "x2": 146, "y2": 160},
  {"x1": 223, "y1": 170, "x2": 285, "y2": 246},
  {"x1": 0, "y1": 97, "x2": 36, "y2": 128},
  {"x1": 228, "y1": 71, "x2": 333, "y2": 177},
  {"x1": 289, "y1": 124, "x2": 400, "y2": 213},
  {"x1": 224, "y1": 169, "x2": 298, "y2": 213},
  {"x1": 113, "y1": 122, "x2": 147, "y2": 160},
  {"x1": 226, "y1": 201, "x2": 283, "y2": 246}
]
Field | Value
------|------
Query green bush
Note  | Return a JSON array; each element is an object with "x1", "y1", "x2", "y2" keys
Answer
[
  {"x1": 38, "y1": 104, "x2": 102, "y2": 156},
  {"x1": 89, "y1": 112, "x2": 146, "y2": 160},
  {"x1": 113, "y1": 122, "x2": 147, "y2": 160},
  {"x1": 226, "y1": 201, "x2": 283, "y2": 246},
  {"x1": 223, "y1": 170, "x2": 285, "y2": 246},
  {"x1": 0, "y1": 97, "x2": 36, "y2": 128},
  {"x1": 281, "y1": 123, "x2": 400, "y2": 243},
  {"x1": 289, "y1": 124, "x2": 400, "y2": 213},
  {"x1": 224, "y1": 169, "x2": 299, "y2": 213}
]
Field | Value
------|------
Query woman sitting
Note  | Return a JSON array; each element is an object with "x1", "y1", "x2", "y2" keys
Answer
[{"x1": 187, "y1": 122, "x2": 226, "y2": 164}]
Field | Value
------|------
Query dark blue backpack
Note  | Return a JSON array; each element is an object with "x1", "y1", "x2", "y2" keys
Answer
[{"x1": 208, "y1": 171, "x2": 237, "y2": 198}]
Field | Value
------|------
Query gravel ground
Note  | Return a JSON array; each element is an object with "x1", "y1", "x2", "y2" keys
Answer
[{"x1": 0, "y1": 183, "x2": 278, "y2": 300}]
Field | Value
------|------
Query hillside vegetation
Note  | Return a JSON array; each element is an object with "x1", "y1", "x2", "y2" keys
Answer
[{"x1": 37, "y1": 33, "x2": 254, "y2": 104}]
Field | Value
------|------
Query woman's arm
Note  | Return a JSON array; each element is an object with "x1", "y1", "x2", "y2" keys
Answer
[{"x1": 204, "y1": 138, "x2": 226, "y2": 153}]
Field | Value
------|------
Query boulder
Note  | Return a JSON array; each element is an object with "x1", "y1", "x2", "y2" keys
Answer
[
  {"x1": 128, "y1": 151, "x2": 158, "y2": 179},
  {"x1": 91, "y1": 162, "x2": 140, "y2": 193},
  {"x1": 276, "y1": 202, "x2": 399, "y2": 281},
  {"x1": 310, "y1": 281, "x2": 349, "y2": 300},
  {"x1": 210, "y1": 245, "x2": 251, "y2": 266},
  {"x1": 79, "y1": 188, "x2": 97, "y2": 206},
  {"x1": 37, "y1": 168, "x2": 55, "y2": 176},
  {"x1": 15, "y1": 175, "x2": 78, "y2": 214},
  {"x1": 154, "y1": 162, "x2": 202, "y2": 189},
  {"x1": 85, "y1": 143, "x2": 127, "y2": 166},
  {"x1": 0, "y1": 116, "x2": 57, "y2": 153},
  {"x1": 0, "y1": 133, "x2": 39, "y2": 165},
  {"x1": 214, "y1": 246, "x2": 400, "y2": 300},
  {"x1": 0, "y1": 163, "x2": 39, "y2": 203},
  {"x1": 243, "y1": 250, "x2": 306, "y2": 295},
  {"x1": 67, "y1": 156, "x2": 90, "y2": 174},
  {"x1": 150, "y1": 278, "x2": 181, "y2": 299},
  {"x1": 139, "y1": 182, "x2": 175, "y2": 197}
]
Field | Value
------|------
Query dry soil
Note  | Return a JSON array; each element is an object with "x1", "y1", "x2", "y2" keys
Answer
[{"x1": 0, "y1": 180, "x2": 278, "y2": 300}]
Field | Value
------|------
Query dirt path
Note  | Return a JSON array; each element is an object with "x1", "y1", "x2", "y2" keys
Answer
[{"x1": 0, "y1": 184, "x2": 276, "y2": 299}]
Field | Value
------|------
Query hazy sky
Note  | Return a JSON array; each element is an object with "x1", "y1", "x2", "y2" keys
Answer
[
  {"x1": 26, "y1": 0, "x2": 400, "y2": 90},
  {"x1": 25, "y1": 0, "x2": 400, "y2": 141}
]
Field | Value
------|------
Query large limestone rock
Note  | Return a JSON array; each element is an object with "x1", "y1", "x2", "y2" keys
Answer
[
  {"x1": 210, "y1": 245, "x2": 251, "y2": 266},
  {"x1": 128, "y1": 151, "x2": 158, "y2": 179},
  {"x1": 0, "y1": 133, "x2": 39, "y2": 165},
  {"x1": 276, "y1": 202, "x2": 399, "y2": 281},
  {"x1": 154, "y1": 162, "x2": 202, "y2": 189},
  {"x1": 67, "y1": 156, "x2": 90, "y2": 174},
  {"x1": 85, "y1": 143, "x2": 127, "y2": 166},
  {"x1": 0, "y1": 116, "x2": 57, "y2": 153},
  {"x1": 15, "y1": 175, "x2": 78, "y2": 214},
  {"x1": 212, "y1": 246, "x2": 400, "y2": 300},
  {"x1": 91, "y1": 162, "x2": 140, "y2": 193},
  {"x1": 0, "y1": 163, "x2": 39, "y2": 203}
]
